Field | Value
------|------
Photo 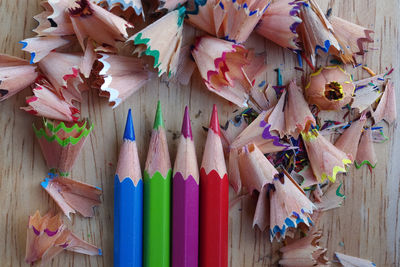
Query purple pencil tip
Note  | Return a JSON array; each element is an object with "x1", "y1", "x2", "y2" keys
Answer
[{"x1": 181, "y1": 106, "x2": 192, "y2": 139}]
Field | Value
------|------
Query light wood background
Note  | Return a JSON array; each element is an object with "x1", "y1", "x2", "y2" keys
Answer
[{"x1": 0, "y1": 0, "x2": 399, "y2": 266}]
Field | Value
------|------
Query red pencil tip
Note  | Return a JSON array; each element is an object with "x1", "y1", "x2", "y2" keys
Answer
[
  {"x1": 209, "y1": 104, "x2": 220, "y2": 136},
  {"x1": 181, "y1": 106, "x2": 193, "y2": 139}
]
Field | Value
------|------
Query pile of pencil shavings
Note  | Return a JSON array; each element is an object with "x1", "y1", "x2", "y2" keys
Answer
[
  {"x1": 0, "y1": 0, "x2": 395, "y2": 265},
  {"x1": 221, "y1": 64, "x2": 394, "y2": 265}
]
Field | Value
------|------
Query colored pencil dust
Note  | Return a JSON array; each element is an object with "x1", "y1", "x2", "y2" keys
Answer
[
  {"x1": 172, "y1": 106, "x2": 199, "y2": 267},
  {"x1": 114, "y1": 109, "x2": 143, "y2": 267},
  {"x1": 143, "y1": 101, "x2": 172, "y2": 267},
  {"x1": 199, "y1": 104, "x2": 229, "y2": 267}
]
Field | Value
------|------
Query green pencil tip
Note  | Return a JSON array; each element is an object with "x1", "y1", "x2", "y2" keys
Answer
[{"x1": 153, "y1": 101, "x2": 164, "y2": 129}]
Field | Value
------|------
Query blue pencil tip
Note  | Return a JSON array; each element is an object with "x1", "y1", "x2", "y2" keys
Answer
[{"x1": 123, "y1": 109, "x2": 135, "y2": 141}]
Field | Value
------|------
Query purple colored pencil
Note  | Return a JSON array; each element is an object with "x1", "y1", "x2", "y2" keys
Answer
[{"x1": 172, "y1": 106, "x2": 199, "y2": 267}]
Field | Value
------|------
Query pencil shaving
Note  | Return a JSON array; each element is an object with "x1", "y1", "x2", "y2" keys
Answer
[
  {"x1": 173, "y1": 44, "x2": 197, "y2": 86},
  {"x1": 33, "y1": 118, "x2": 93, "y2": 175},
  {"x1": 192, "y1": 35, "x2": 252, "y2": 107},
  {"x1": 69, "y1": 0, "x2": 133, "y2": 51},
  {"x1": 237, "y1": 143, "x2": 277, "y2": 194},
  {"x1": 25, "y1": 211, "x2": 101, "y2": 265},
  {"x1": 253, "y1": 186, "x2": 270, "y2": 231},
  {"x1": 33, "y1": 1, "x2": 57, "y2": 36},
  {"x1": 330, "y1": 15, "x2": 374, "y2": 64},
  {"x1": 0, "y1": 54, "x2": 38, "y2": 101},
  {"x1": 296, "y1": 165, "x2": 319, "y2": 188},
  {"x1": 334, "y1": 252, "x2": 376, "y2": 267},
  {"x1": 34, "y1": 0, "x2": 75, "y2": 36},
  {"x1": 217, "y1": 0, "x2": 271, "y2": 43},
  {"x1": 297, "y1": 0, "x2": 340, "y2": 66},
  {"x1": 256, "y1": 0, "x2": 303, "y2": 50},
  {"x1": 315, "y1": 182, "x2": 345, "y2": 211},
  {"x1": 302, "y1": 130, "x2": 351, "y2": 183},
  {"x1": 268, "y1": 80, "x2": 315, "y2": 138},
  {"x1": 352, "y1": 84, "x2": 382, "y2": 113},
  {"x1": 305, "y1": 66, "x2": 355, "y2": 111},
  {"x1": 41, "y1": 175, "x2": 102, "y2": 219},
  {"x1": 355, "y1": 128, "x2": 377, "y2": 170},
  {"x1": 20, "y1": 36, "x2": 71, "y2": 64},
  {"x1": 22, "y1": 82, "x2": 80, "y2": 122},
  {"x1": 231, "y1": 110, "x2": 291, "y2": 153},
  {"x1": 373, "y1": 81, "x2": 396, "y2": 124},
  {"x1": 38, "y1": 51, "x2": 88, "y2": 104},
  {"x1": 269, "y1": 173, "x2": 316, "y2": 242},
  {"x1": 334, "y1": 113, "x2": 367, "y2": 160},
  {"x1": 158, "y1": 0, "x2": 187, "y2": 11},
  {"x1": 127, "y1": 7, "x2": 185, "y2": 77},
  {"x1": 188, "y1": 0, "x2": 270, "y2": 43},
  {"x1": 96, "y1": 0, "x2": 144, "y2": 16},
  {"x1": 279, "y1": 229, "x2": 330, "y2": 266},
  {"x1": 93, "y1": 53, "x2": 151, "y2": 108}
]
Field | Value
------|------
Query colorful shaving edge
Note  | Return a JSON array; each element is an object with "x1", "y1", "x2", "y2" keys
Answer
[{"x1": 33, "y1": 122, "x2": 93, "y2": 147}]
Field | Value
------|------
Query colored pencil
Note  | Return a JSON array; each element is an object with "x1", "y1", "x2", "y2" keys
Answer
[
  {"x1": 143, "y1": 101, "x2": 172, "y2": 267},
  {"x1": 199, "y1": 104, "x2": 229, "y2": 267},
  {"x1": 172, "y1": 106, "x2": 199, "y2": 267},
  {"x1": 114, "y1": 109, "x2": 143, "y2": 267}
]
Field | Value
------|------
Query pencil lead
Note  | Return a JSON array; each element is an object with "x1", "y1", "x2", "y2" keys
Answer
[
  {"x1": 209, "y1": 104, "x2": 220, "y2": 136},
  {"x1": 181, "y1": 106, "x2": 192, "y2": 139},
  {"x1": 153, "y1": 100, "x2": 165, "y2": 129},
  {"x1": 124, "y1": 109, "x2": 135, "y2": 141}
]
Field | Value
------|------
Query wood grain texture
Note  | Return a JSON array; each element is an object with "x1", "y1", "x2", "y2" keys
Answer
[{"x1": 0, "y1": 0, "x2": 398, "y2": 266}]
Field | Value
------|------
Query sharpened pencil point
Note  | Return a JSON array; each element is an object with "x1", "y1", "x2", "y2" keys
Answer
[
  {"x1": 123, "y1": 109, "x2": 135, "y2": 141},
  {"x1": 181, "y1": 106, "x2": 192, "y2": 139},
  {"x1": 209, "y1": 104, "x2": 220, "y2": 136},
  {"x1": 153, "y1": 100, "x2": 165, "y2": 129}
]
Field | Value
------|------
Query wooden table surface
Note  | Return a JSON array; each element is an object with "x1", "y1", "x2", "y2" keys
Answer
[{"x1": 0, "y1": 0, "x2": 399, "y2": 266}]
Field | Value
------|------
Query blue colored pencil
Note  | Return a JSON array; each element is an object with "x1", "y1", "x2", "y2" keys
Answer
[{"x1": 114, "y1": 109, "x2": 143, "y2": 267}]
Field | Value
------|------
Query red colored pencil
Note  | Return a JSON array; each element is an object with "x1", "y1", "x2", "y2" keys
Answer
[{"x1": 199, "y1": 104, "x2": 229, "y2": 267}]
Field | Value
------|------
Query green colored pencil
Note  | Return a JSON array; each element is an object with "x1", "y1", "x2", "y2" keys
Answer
[{"x1": 143, "y1": 101, "x2": 172, "y2": 267}]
